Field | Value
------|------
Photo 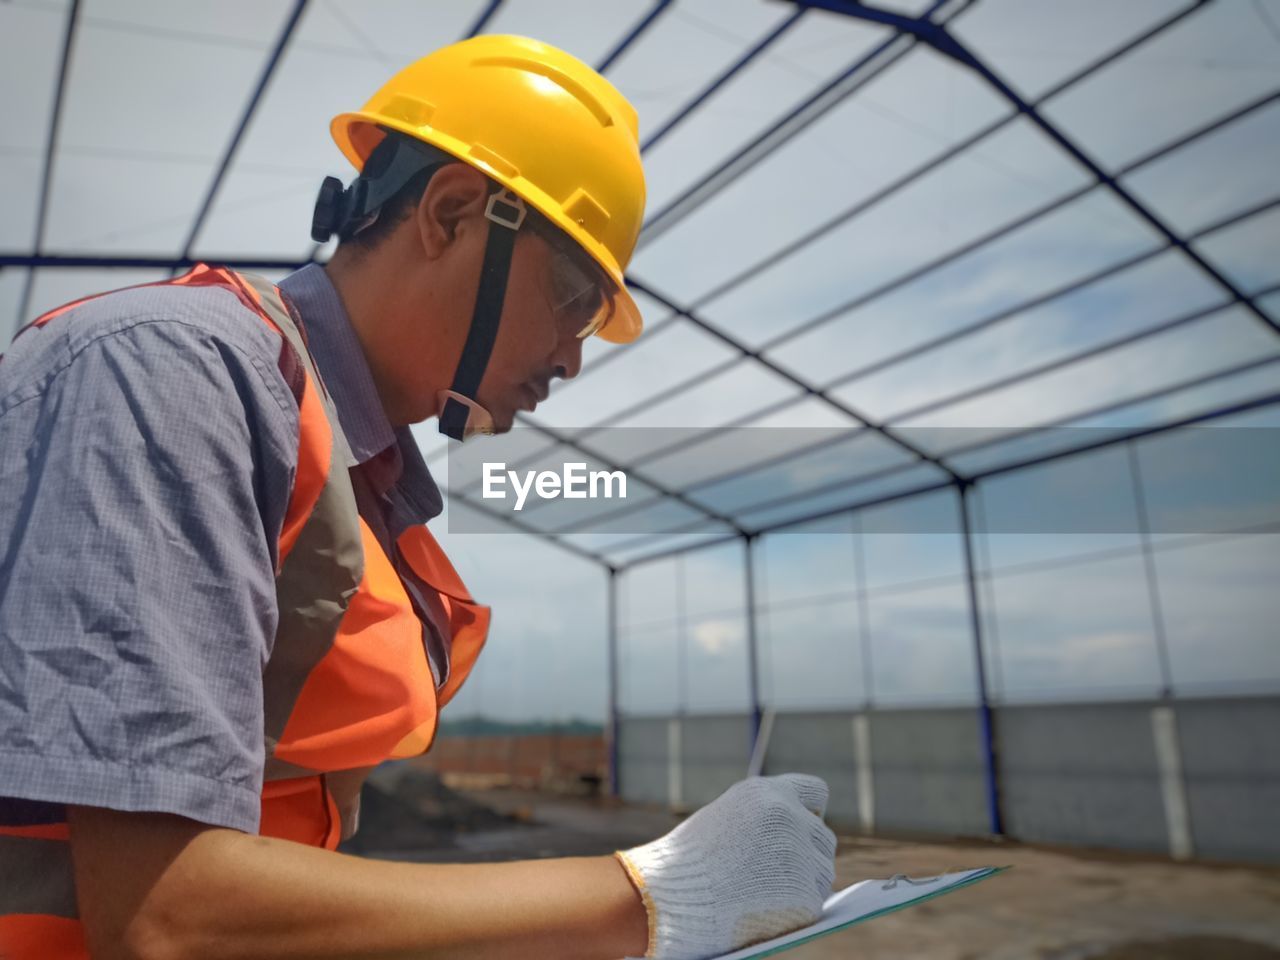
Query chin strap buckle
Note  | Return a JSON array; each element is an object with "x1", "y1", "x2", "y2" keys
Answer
[
  {"x1": 438, "y1": 390, "x2": 495, "y2": 441},
  {"x1": 484, "y1": 189, "x2": 527, "y2": 231}
]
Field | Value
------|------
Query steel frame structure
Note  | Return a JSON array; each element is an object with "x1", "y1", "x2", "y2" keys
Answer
[{"x1": 4, "y1": 0, "x2": 1279, "y2": 834}]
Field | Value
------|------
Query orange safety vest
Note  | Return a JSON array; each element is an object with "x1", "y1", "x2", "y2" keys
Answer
[{"x1": 0, "y1": 265, "x2": 490, "y2": 957}]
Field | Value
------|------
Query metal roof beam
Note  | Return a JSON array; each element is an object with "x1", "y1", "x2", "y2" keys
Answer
[
  {"x1": 596, "y1": 0, "x2": 674, "y2": 74},
  {"x1": 174, "y1": 0, "x2": 309, "y2": 270},
  {"x1": 465, "y1": 0, "x2": 504, "y2": 39},
  {"x1": 616, "y1": 386, "x2": 1280, "y2": 570},
  {"x1": 787, "y1": 0, "x2": 1278, "y2": 342},
  {"x1": 641, "y1": 8, "x2": 807, "y2": 153},
  {"x1": 638, "y1": 0, "x2": 961, "y2": 246},
  {"x1": 627, "y1": 276, "x2": 967, "y2": 483},
  {"x1": 14, "y1": 0, "x2": 81, "y2": 337}
]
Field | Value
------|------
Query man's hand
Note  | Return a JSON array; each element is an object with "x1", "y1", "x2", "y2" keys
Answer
[
  {"x1": 68, "y1": 805, "x2": 648, "y2": 960},
  {"x1": 614, "y1": 774, "x2": 838, "y2": 960}
]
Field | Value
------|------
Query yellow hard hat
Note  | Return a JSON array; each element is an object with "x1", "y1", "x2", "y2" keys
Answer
[{"x1": 331, "y1": 34, "x2": 646, "y2": 344}]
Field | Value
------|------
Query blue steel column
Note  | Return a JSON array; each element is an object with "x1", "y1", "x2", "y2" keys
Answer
[
  {"x1": 607, "y1": 566, "x2": 621, "y2": 798},
  {"x1": 957, "y1": 481, "x2": 1004, "y2": 836},
  {"x1": 744, "y1": 535, "x2": 764, "y2": 764}
]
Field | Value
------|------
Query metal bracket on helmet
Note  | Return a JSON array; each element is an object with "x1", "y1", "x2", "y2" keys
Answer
[{"x1": 484, "y1": 189, "x2": 527, "y2": 231}]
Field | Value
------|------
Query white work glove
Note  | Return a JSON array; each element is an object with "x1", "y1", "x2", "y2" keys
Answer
[{"x1": 614, "y1": 773, "x2": 837, "y2": 960}]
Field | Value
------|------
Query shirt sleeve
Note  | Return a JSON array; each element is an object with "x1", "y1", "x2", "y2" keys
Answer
[{"x1": 0, "y1": 316, "x2": 298, "y2": 834}]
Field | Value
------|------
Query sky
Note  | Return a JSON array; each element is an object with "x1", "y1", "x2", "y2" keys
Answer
[{"x1": 1, "y1": 0, "x2": 1277, "y2": 722}]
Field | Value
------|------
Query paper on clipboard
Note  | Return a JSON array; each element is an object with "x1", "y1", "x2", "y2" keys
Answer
[{"x1": 706, "y1": 866, "x2": 1005, "y2": 960}]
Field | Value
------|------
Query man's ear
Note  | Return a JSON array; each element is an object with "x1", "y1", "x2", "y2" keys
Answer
[{"x1": 417, "y1": 163, "x2": 491, "y2": 258}]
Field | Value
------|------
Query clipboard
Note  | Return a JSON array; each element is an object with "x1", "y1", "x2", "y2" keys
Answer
[{"x1": 706, "y1": 866, "x2": 1006, "y2": 960}]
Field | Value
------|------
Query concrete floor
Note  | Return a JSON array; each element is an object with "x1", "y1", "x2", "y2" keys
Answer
[{"x1": 354, "y1": 776, "x2": 1280, "y2": 959}]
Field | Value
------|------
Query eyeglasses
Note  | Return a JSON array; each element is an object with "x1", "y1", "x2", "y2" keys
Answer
[{"x1": 525, "y1": 216, "x2": 617, "y2": 340}]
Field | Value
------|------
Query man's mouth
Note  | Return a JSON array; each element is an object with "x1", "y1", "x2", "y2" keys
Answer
[{"x1": 519, "y1": 384, "x2": 540, "y2": 412}]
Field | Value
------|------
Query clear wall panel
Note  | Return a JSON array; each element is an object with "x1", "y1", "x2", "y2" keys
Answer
[
  {"x1": 1152, "y1": 534, "x2": 1280, "y2": 694},
  {"x1": 987, "y1": 552, "x2": 1162, "y2": 701},
  {"x1": 974, "y1": 444, "x2": 1142, "y2": 567},
  {"x1": 865, "y1": 578, "x2": 975, "y2": 705},
  {"x1": 756, "y1": 518, "x2": 857, "y2": 607},
  {"x1": 759, "y1": 596, "x2": 865, "y2": 710}
]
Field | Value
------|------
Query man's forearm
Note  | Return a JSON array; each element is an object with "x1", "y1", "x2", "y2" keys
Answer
[{"x1": 69, "y1": 807, "x2": 649, "y2": 960}]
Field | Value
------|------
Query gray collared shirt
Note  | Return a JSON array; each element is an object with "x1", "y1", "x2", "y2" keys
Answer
[
  {"x1": 279, "y1": 264, "x2": 442, "y2": 529},
  {"x1": 0, "y1": 266, "x2": 446, "y2": 834}
]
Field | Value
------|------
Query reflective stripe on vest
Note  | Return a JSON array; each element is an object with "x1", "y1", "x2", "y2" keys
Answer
[{"x1": 0, "y1": 266, "x2": 489, "y2": 958}]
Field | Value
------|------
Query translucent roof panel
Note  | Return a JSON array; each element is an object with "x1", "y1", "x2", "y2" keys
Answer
[
  {"x1": 636, "y1": 9, "x2": 888, "y2": 215},
  {"x1": 841, "y1": 249, "x2": 1230, "y2": 425},
  {"x1": 605, "y1": 359, "x2": 801, "y2": 429},
  {"x1": 949, "y1": 0, "x2": 1191, "y2": 103},
  {"x1": 1040, "y1": 1, "x2": 1280, "y2": 169},
  {"x1": 606, "y1": 1, "x2": 800, "y2": 142},
  {"x1": 1122, "y1": 96, "x2": 1280, "y2": 235},
  {"x1": 194, "y1": 1, "x2": 487, "y2": 260},
  {"x1": 484, "y1": 0, "x2": 654, "y2": 68},
  {"x1": 6, "y1": 0, "x2": 1279, "y2": 572},
  {"x1": 678, "y1": 429, "x2": 914, "y2": 515},
  {"x1": 923, "y1": 305, "x2": 1280, "y2": 445},
  {"x1": 764, "y1": 188, "x2": 1167, "y2": 385},
  {"x1": 633, "y1": 42, "x2": 1015, "y2": 304},
  {"x1": 695, "y1": 116, "x2": 1097, "y2": 350},
  {"x1": 0, "y1": 270, "x2": 29, "y2": 345},
  {"x1": 25, "y1": 268, "x2": 168, "y2": 325},
  {"x1": 733, "y1": 459, "x2": 947, "y2": 533},
  {"x1": 526, "y1": 319, "x2": 741, "y2": 429},
  {"x1": 44, "y1": 0, "x2": 295, "y2": 253},
  {"x1": 1068, "y1": 356, "x2": 1280, "y2": 433},
  {"x1": 1191, "y1": 203, "x2": 1280, "y2": 296},
  {"x1": 0, "y1": 0, "x2": 68, "y2": 252}
]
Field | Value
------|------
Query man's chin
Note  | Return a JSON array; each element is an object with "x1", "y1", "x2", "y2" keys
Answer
[{"x1": 487, "y1": 400, "x2": 518, "y2": 435}]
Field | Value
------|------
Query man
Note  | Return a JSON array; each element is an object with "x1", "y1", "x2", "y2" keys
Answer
[{"x1": 0, "y1": 35, "x2": 835, "y2": 959}]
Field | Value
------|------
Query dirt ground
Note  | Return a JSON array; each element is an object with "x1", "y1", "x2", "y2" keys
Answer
[{"x1": 344, "y1": 769, "x2": 1280, "y2": 960}]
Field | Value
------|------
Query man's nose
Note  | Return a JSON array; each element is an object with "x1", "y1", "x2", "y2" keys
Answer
[{"x1": 552, "y1": 334, "x2": 585, "y2": 381}]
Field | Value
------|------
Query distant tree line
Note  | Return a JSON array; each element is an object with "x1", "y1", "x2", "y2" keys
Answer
[{"x1": 437, "y1": 715, "x2": 604, "y2": 737}]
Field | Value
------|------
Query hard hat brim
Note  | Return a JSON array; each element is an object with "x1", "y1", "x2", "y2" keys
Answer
[{"x1": 599, "y1": 284, "x2": 642, "y2": 345}]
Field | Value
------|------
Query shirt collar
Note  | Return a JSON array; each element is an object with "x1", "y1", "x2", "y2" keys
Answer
[{"x1": 278, "y1": 263, "x2": 443, "y2": 523}]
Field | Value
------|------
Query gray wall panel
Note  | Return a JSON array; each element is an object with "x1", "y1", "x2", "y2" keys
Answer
[
  {"x1": 613, "y1": 698, "x2": 1280, "y2": 863},
  {"x1": 619, "y1": 717, "x2": 668, "y2": 806},
  {"x1": 1177, "y1": 698, "x2": 1280, "y2": 863},
  {"x1": 869, "y1": 708, "x2": 989, "y2": 836},
  {"x1": 681, "y1": 714, "x2": 751, "y2": 808},
  {"x1": 996, "y1": 702, "x2": 1169, "y2": 853},
  {"x1": 763, "y1": 712, "x2": 861, "y2": 828}
]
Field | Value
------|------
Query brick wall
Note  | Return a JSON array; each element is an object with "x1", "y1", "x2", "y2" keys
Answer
[{"x1": 413, "y1": 733, "x2": 607, "y2": 793}]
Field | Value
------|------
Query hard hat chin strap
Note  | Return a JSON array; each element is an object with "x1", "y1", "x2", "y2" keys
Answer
[
  {"x1": 437, "y1": 189, "x2": 528, "y2": 441},
  {"x1": 435, "y1": 390, "x2": 494, "y2": 439}
]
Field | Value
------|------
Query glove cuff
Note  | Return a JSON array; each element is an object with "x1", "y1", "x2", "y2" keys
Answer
[
  {"x1": 618, "y1": 838, "x2": 719, "y2": 960},
  {"x1": 614, "y1": 849, "x2": 658, "y2": 959}
]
